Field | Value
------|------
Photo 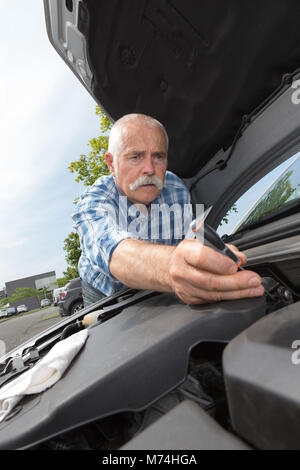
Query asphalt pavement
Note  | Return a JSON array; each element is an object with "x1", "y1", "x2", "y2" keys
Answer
[{"x1": 0, "y1": 306, "x2": 63, "y2": 356}]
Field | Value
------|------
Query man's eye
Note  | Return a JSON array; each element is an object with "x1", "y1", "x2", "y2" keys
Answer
[
  {"x1": 129, "y1": 155, "x2": 142, "y2": 164},
  {"x1": 154, "y1": 154, "x2": 165, "y2": 161}
]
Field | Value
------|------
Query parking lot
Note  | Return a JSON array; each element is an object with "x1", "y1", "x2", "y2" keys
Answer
[{"x1": 0, "y1": 306, "x2": 62, "y2": 356}]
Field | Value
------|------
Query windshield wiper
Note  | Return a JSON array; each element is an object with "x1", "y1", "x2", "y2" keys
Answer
[
  {"x1": 0, "y1": 287, "x2": 139, "y2": 369},
  {"x1": 60, "y1": 290, "x2": 159, "y2": 339},
  {"x1": 0, "y1": 289, "x2": 159, "y2": 382}
]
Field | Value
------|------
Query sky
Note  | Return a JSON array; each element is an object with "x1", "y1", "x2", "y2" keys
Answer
[{"x1": 0, "y1": 2, "x2": 101, "y2": 288}]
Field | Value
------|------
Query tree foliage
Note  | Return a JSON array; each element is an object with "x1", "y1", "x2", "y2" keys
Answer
[
  {"x1": 63, "y1": 266, "x2": 79, "y2": 281},
  {"x1": 240, "y1": 170, "x2": 298, "y2": 230},
  {"x1": 0, "y1": 297, "x2": 10, "y2": 307},
  {"x1": 64, "y1": 231, "x2": 81, "y2": 267},
  {"x1": 63, "y1": 232, "x2": 81, "y2": 280},
  {"x1": 63, "y1": 106, "x2": 112, "y2": 278},
  {"x1": 68, "y1": 106, "x2": 112, "y2": 187},
  {"x1": 13, "y1": 287, "x2": 41, "y2": 300},
  {"x1": 0, "y1": 287, "x2": 48, "y2": 307},
  {"x1": 219, "y1": 203, "x2": 238, "y2": 226},
  {"x1": 56, "y1": 277, "x2": 69, "y2": 288}
]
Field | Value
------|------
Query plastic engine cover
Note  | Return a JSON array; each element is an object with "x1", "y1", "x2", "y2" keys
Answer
[
  {"x1": 0, "y1": 293, "x2": 265, "y2": 449},
  {"x1": 223, "y1": 300, "x2": 300, "y2": 450}
]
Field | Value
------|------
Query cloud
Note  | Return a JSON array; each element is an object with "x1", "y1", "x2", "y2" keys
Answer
[{"x1": 0, "y1": 2, "x2": 97, "y2": 205}]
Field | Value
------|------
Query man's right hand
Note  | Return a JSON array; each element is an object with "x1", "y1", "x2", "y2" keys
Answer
[{"x1": 168, "y1": 239, "x2": 264, "y2": 305}]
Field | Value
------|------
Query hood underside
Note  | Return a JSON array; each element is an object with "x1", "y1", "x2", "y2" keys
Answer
[{"x1": 60, "y1": 0, "x2": 300, "y2": 178}]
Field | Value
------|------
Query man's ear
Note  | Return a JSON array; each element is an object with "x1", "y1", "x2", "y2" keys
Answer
[{"x1": 105, "y1": 152, "x2": 115, "y2": 176}]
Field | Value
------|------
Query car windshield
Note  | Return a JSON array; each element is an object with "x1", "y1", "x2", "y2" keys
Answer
[{"x1": 234, "y1": 156, "x2": 300, "y2": 232}]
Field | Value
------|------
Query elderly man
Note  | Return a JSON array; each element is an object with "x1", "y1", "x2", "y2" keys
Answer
[{"x1": 73, "y1": 113, "x2": 264, "y2": 306}]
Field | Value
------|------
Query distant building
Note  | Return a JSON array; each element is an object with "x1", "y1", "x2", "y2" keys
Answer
[{"x1": 5, "y1": 271, "x2": 57, "y2": 310}]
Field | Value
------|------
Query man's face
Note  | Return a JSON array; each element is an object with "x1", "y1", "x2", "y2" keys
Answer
[{"x1": 106, "y1": 123, "x2": 168, "y2": 205}]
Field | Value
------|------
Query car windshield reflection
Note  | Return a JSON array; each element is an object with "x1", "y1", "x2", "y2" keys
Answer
[{"x1": 217, "y1": 153, "x2": 300, "y2": 236}]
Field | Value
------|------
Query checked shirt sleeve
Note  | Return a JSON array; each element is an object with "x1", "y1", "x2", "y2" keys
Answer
[{"x1": 72, "y1": 193, "x2": 139, "y2": 281}]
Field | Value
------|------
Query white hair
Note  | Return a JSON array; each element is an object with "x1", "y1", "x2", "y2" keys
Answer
[{"x1": 108, "y1": 114, "x2": 169, "y2": 176}]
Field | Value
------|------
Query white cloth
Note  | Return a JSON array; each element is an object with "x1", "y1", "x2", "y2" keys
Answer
[{"x1": 0, "y1": 328, "x2": 88, "y2": 423}]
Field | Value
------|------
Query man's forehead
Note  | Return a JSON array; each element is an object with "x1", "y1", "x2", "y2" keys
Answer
[{"x1": 119, "y1": 123, "x2": 167, "y2": 149}]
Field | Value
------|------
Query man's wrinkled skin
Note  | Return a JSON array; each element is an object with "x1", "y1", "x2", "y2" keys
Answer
[{"x1": 106, "y1": 114, "x2": 264, "y2": 305}]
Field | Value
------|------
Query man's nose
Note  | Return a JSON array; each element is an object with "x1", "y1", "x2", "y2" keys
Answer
[{"x1": 142, "y1": 156, "x2": 155, "y2": 175}]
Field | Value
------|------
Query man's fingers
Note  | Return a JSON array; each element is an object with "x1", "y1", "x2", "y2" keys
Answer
[
  {"x1": 181, "y1": 240, "x2": 244, "y2": 275},
  {"x1": 187, "y1": 266, "x2": 262, "y2": 292},
  {"x1": 176, "y1": 281, "x2": 264, "y2": 305},
  {"x1": 226, "y1": 243, "x2": 247, "y2": 265},
  {"x1": 180, "y1": 287, "x2": 265, "y2": 305},
  {"x1": 171, "y1": 240, "x2": 262, "y2": 305}
]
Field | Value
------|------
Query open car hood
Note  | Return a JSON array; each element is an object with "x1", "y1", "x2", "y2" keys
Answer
[
  {"x1": 1, "y1": 2, "x2": 300, "y2": 449},
  {"x1": 44, "y1": 0, "x2": 300, "y2": 180}
]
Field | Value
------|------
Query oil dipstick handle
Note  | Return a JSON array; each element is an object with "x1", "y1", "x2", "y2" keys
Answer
[{"x1": 192, "y1": 221, "x2": 241, "y2": 267}]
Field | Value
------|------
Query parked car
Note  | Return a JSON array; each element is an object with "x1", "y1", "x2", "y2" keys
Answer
[
  {"x1": 6, "y1": 307, "x2": 17, "y2": 317},
  {"x1": 40, "y1": 299, "x2": 51, "y2": 308},
  {"x1": 58, "y1": 278, "x2": 83, "y2": 317},
  {"x1": 16, "y1": 305, "x2": 28, "y2": 314},
  {"x1": 1, "y1": 0, "x2": 300, "y2": 450},
  {"x1": 52, "y1": 287, "x2": 64, "y2": 306},
  {"x1": 0, "y1": 310, "x2": 7, "y2": 319}
]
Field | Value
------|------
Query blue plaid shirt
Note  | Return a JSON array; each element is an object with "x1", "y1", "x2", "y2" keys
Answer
[{"x1": 72, "y1": 171, "x2": 191, "y2": 296}]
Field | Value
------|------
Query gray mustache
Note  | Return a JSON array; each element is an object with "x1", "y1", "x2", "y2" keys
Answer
[{"x1": 129, "y1": 175, "x2": 163, "y2": 191}]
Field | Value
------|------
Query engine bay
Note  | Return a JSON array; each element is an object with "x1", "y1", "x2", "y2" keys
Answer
[
  {"x1": 0, "y1": 222, "x2": 299, "y2": 450},
  {"x1": 0, "y1": 291, "x2": 266, "y2": 449}
]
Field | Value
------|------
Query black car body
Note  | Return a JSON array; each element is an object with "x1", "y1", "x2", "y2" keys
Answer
[
  {"x1": 0, "y1": 0, "x2": 300, "y2": 450},
  {"x1": 58, "y1": 277, "x2": 84, "y2": 316}
]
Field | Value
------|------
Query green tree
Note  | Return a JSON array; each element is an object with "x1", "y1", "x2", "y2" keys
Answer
[
  {"x1": 240, "y1": 171, "x2": 297, "y2": 230},
  {"x1": 0, "y1": 287, "x2": 43, "y2": 307},
  {"x1": 68, "y1": 106, "x2": 112, "y2": 186},
  {"x1": 63, "y1": 232, "x2": 81, "y2": 280},
  {"x1": 0, "y1": 297, "x2": 10, "y2": 307},
  {"x1": 219, "y1": 203, "x2": 238, "y2": 226},
  {"x1": 63, "y1": 106, "x2": 112, "y2": 277},
  {"x1": 63, "y1": 266, "x2": 79, "y2": 281},
  {"x1": 64, "y1": 231, "x2": 81, "y2": 267},
  {"x1": 56, "y1": 277, "x2": 69, "y2": 288},
  {"x1": 13, "y1": 287, "x2": 41, "y2": 302}
]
